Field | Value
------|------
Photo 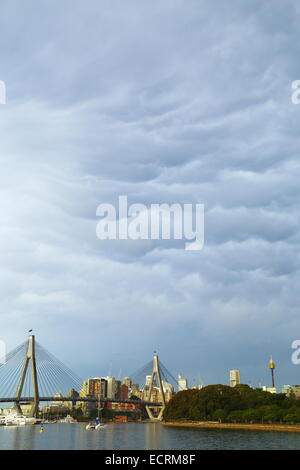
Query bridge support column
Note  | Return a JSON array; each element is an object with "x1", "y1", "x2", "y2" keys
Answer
[
  {"x1": 15, "y1": 335, "x2": 39, "y2": 418},
  {"x1": 146, "y1": 354, "x2": 166, "y2": 421}
]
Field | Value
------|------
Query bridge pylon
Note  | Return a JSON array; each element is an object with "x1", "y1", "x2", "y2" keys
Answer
[
  {"x1": 145, "y1": 354, "x2": 166, "y2": 421},
  {"x1": 15, "y1": 335, "x2": 39, "y2": 418}
]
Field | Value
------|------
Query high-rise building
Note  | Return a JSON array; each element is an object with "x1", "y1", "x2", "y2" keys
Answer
[
  {"x1": 162, "y1": 381, "x2": 174, "y2": 394},
  {"x1": 80, "y1": 380, "x2": 88, "y2": 397},
  {"x1": 121, "y1": 384, "x2": 129, "y2": 400},
  {"x1": 230, "y1": 370, "x2": 241, "y2": 387},
  {"x1": 178, "y1": 375, "x2": 188, "y2": 391},
  {"x1": 145, "y1": 375, "x2": 152, "y2": 387},
  {"x1": 123, "y1": 377, "x2": 132, "y2": 389},
  {"x1": 131, "y1": 383, "x2": 139, "y2": 395},
  {"x1": 67, "y1": 388, "x2": 79, "y2": 407},
  {"x1": 87, "y1": 378, "x2": 99, "y2": 397},
  {"x1": 106, "y1": 377, "x2": 116, "y2": 399},
  {"x1": 114, "y1": 380, "x2": 122, "y2": 400},
  {"x1": 85, "y1": 378, "x2": 107, "y2": 399},
  {"x1": 100, "y1": 378, "x2": 108, "y2": 399}
]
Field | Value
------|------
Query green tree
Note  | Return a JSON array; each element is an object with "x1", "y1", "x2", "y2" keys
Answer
[
  {"x1": 227, "y1": 410, "x2": 243, "y2": 423},
  {"x1": 283, "y1": 413, "x2": 299, "y2": 424},
  {"x1": 163, "y1": 383, "x2": 300, "y2": 422},
  {"x1": 242, "y1": 409, "x2": 262, "y2": 423},
  {"x1": 130, "y1": 395, "x2": 141, "y2": 401},
  {"x1": 212, "y1": 409, "x2": 227, "y2": 422}
]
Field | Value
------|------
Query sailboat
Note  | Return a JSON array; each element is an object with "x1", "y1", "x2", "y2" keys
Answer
[{"x1": 86, "y1": 396, "x2": 105, "y2": 430}]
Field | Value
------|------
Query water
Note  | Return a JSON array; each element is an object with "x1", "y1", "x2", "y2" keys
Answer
[{"x1": 0, "y1": 422, "x2": 300, "y2": 450}]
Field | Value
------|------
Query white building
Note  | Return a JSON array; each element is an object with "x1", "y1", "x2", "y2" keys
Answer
[
  {"x1": 178, "y1": 375, "x2": 188, "y2": 391},
  {"x1": 162, "y1": 381, "x2": 174, "y2": 394},
  {"x1": 230, "y1": 370, "x2": 241, "y2": 387},
  {"x1": 145, "y1": 375, "x2": 152, "y2": 387},
  {"x1": 262, "y1": 386, "x2": 277, "y2": 394}
]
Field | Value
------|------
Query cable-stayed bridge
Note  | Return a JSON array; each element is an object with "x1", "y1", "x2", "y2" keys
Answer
[{"x1": 0, "y1": 335, "x2": 181, "y2": 420}]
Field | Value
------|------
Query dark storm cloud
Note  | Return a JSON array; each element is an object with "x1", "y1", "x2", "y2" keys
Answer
[{"x1": 0, "y1": 0, "x2": 300, "y2": 388}]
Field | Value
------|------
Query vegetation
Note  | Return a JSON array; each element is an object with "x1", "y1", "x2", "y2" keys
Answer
[
  {"x1": 130, "y1": 395, "x2": 141, "y2": 401},
  {"x1": 163, "y1": 385, "x2": 300, "y2": 424}
]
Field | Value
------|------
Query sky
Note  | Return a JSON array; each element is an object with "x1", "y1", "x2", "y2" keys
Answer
[{"x1": 1, "y1": 0, "x2": 300, "y2": 391}]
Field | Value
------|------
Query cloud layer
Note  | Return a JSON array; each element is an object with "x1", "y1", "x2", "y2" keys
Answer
[{"x1": 0, "y1": 0, "x2": 300, "y2": 388}]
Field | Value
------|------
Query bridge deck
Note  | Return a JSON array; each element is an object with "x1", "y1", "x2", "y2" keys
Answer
[{"x1": 0, "y1": 397, "x2": 162, "y2": 406}]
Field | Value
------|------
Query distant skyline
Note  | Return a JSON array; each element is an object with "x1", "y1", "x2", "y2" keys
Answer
[{"x1": 1, "y1": 0, "x2": 300, "y2": 393}]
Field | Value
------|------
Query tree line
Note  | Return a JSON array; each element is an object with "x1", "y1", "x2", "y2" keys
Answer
[{"x1": 163, "y1": 384, "x2": 300, "y2": 424}]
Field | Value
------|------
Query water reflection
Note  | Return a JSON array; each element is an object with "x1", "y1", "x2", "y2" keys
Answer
[
  {"x1": 0, "y1": 422, "x2": 300, "y2": 450},
  {"x1": 4, "y1": 424, "x2": 37, "y2": 450}
]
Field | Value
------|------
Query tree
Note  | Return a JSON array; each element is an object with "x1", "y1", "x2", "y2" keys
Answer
[
  {"x1": 130, "y1": 395, "x2": 141, "y2": 401},
  {"x1": 163, "y1": 384, "x2": 300, "y2": 423},
  {"x1": 283, "y1": 413, "x2": 299, "y2": 424},
  {"x1": 242, "y1": 409, "x2": 262, "y2": 423},
  {"x1": 227, "y1": 410, "x2": 243, "y2": 423},
  {"x1": 261, "y1": 409, "x2": 281, "y2": 423},
  {"x1": 164, "y1": 386, "x2": 244, "y2": 421},
  {"x1": 212, "y1": 409, "x2": 227, "y2": 423}
]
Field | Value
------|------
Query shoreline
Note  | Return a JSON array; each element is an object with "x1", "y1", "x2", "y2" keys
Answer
[{"x1": 163, "y1": 421, "x2": 300, "y2": 433}]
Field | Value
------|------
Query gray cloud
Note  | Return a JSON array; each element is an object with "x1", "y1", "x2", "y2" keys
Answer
[{"x1": 0, "y1": 0, "x2": 300, "y2": 389}]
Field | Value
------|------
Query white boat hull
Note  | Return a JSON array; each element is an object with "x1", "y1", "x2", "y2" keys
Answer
[{"x1": 1, "y1": 414, "x2": 36, "y2": 426}]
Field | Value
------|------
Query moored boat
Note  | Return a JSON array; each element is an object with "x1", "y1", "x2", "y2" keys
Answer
[
  {"x1": 86, "y1": 418, "x2": 105, "y2": 430},
  {"x1": 2, "y1": 413, "x2": 35, "y2": 426},
  {"x1": 59, "y1": 414, "x2": 77, "y2": 423},
  {"x1": 86, "y1": 396, "x2": 105, "y2": 430}
]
